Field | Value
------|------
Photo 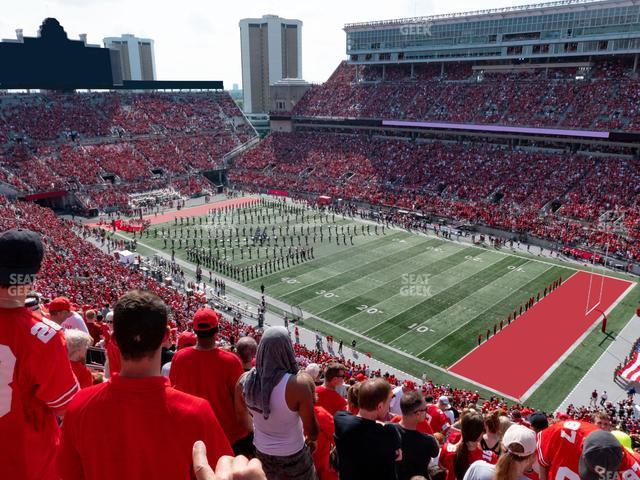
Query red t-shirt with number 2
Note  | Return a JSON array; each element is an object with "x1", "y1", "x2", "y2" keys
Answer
[
  {"x1": 0, "y1": 307, "x2": 79, "y2": 480},
  {"x1": 538, "y1": 420, "x2": 640, "y2": 480}
]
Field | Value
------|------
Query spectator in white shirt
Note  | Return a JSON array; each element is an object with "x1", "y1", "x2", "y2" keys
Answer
[
  {"x1": 438, "y1": 396, "x2": 456, "y2": 424},
  {"x1": 48, "y1": 296, "x2": 90, "y2": 334}
]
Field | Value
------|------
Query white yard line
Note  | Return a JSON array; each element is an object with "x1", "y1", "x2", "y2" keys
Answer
[
  {"x1": 305, "y1": 310, "x2": 520, "y2": 401},
  {"x1": 331, "y1": 210, "x2": 633, "y2": 283},
  {"x1": 272, "y1": 233, "x2": 417, "y2": 297},
  {"x1": 305, "y1": 242, "x2": 464, "y2": 314},
  {"x1": 360, "y1": 252, "x2": 513, "y2": 335}
]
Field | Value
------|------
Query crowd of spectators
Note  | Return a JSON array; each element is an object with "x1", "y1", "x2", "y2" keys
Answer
[
  {"x1": 0, "y1": 91, "x2": 257, "y2": 210},
  {"x1": 293, "y1": 58, "x2": 640, "y2": 132},
  {"x1": 3, "y1": 197, "x2": 640, "y2": 480},
  {"x1": 229, "y1": 131, "x2": 640, "y2": 261}
]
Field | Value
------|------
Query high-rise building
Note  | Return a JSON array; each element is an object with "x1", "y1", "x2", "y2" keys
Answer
[
  {"x1": 103, "y1": 34, "x2": 156, "y2": 81},
  {"x1": 239, "y1": 15, "x2": 302, "y2": 113}
]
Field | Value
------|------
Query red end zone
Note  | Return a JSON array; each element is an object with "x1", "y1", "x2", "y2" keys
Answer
[{"x1": 449, "y1": 270, "x2": 635, "y2": 400}]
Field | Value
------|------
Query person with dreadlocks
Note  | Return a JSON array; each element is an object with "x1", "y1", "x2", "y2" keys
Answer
[
  {"x1": 238, "y1": 327, "x2": 318, "y2": 480},
  {"x1": 439, "y1": 411, "x2": 498, "y2": 480}
]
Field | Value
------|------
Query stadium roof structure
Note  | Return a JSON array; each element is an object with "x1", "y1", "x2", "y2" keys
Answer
[
  {"x1": 343, "y1": 0, "x2": 640, "y2": 64},
  {"x1": 344, "y1": 0, "x2": 626, "y2": 30}
]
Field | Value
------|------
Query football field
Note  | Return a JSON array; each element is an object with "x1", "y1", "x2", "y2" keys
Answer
[{"x1": 131, "y1": 197, "x2": 639, "y2": 410}]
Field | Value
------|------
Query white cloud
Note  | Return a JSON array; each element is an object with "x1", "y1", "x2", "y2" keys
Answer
[{"x1": 1, "y1": 0, "x2": 538, "y2": 87}]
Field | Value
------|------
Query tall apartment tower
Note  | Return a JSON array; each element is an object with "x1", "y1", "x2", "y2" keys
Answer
[
  {"x1": 103, "y1": 34, "x2": 156, "y2": 81},
  {"x1": 239, "y1": 15, "x2": 302, "y2": 113}
]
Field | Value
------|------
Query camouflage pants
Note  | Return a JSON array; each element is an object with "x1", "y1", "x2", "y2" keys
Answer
[{"x1": 255, "y1": 445, "x2": 318, "y2": 480}]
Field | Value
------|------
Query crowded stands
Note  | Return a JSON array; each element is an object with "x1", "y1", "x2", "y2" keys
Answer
[
  {"x1": 0, "y1": 91, "x2": 257, "y2": 210},
  {"x1": 294, "y1": 59, "x2": 640, "y2": 132},
  {"x1": 3, "y1": 25, "x2": 640, "y2": 480},
  {"x1": 230, "y1": 131, "x2": 640, "y2": 262},
  {"x1": 2, "y1": 194, "x2": 640, "y2": 479}
]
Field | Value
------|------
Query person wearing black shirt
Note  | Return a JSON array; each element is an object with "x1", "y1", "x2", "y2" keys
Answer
[
  {"x1": 160, "y1": 334, "x2": 175, "y2": 367},
  {"x1": 388, "y1": 390, "x2": 439, "y2": 480},
  {"x1": 334, "y1": 378, "x2": 401, "y2": 480}
]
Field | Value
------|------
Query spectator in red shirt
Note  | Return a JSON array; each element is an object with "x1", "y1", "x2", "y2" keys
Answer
[
  {"x1": 57, "y1": 290, "x2": 232, "y2": 480},
  {"x1": 84, "y1": 309, "x2": 102, "y2": 346},
  {"x1": 105, "y1": 335, "x2": 121, "y2": 377},
  {"x1": 94, "y1": 311, "x2": 111, "y2": 346},
  {"x1": 439, "y1": 411, "x2": 498, "y2": 480},
  {"x1": 316, "y1": 362, "x2": 348, "y2": 415},
  {"x1": 65, "y1": 329, "x2": 94, "y2": 389},
  {"x1": 170, "y1": 307, "x2": 251, "y2": 455},
  {"x1": 313, "y1": 400, "x2": 338, "y2": 480},
  {"x1": 0, "y1": 228, "x2": 79, "y2": 480}
]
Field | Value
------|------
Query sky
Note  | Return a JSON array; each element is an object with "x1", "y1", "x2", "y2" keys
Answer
[{"x1": 1, "y1": 0, "x2": 538, "y2": 89}]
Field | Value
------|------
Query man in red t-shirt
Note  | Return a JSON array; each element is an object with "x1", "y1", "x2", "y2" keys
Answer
[
  {"x1": 84, "y1": 309, "x2": 103, "y2": 346},
  {"x1": 316, "y1": 362, "x2": 347, "y2": 415},
  {"x1": 170, "y1": 307, "x2": 250, "y2": 454},
  {"x1": 57, "y1": 290, "x2": 232, "y2": 480},
  {"x1": 538, "y1": 420, "x2": 639, "y2": 480},
  {"x1": 0, "y1": 228, "x2": 79, "y2": 480},
  {"x1": 424, "y1": 395, "x2": 451, "y2": 434},
  {"x1": 105, "y1": 336, "x2": 122, "y2": 377},
  {"x1": 313, "y1": 404, "x2": 338, "y2": 480}
]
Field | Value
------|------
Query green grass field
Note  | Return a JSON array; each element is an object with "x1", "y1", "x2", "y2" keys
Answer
[{"x1": 129, "y1": 199, "x2": 639, "y2": 411}]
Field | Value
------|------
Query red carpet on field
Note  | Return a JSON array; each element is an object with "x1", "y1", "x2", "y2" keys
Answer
[
  {"x1": 143, "y1": 197, "x2": 257, "y2": 225},
  {"x1": 449, "y1": 270, "x2": 634, "y2": 400},
  {"x1": 88, "y1": 197, "x2": 256, "y2": 229}
]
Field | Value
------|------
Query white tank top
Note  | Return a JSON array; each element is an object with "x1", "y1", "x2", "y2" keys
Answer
[{"x1": 252, "y1": 373, "x2": 305, "y2": 456}]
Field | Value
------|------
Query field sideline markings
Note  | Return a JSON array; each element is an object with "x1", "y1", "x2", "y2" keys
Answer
[
  {"x1": 278, "y1": 236, "x2": 435, "y2": 299},
  {"x1": 250, "y1": 232, "x2": 401, "y2": 289},
  {"x1": 122, "y1": 223, "x2": 627, "y2": 407},
  {"x1": 304, "y1": 240, "x2": 463, "y2": 314},
  {"x1": 322, "y1": 246, "x2": 483, "y2": 328},
  {"x1": 253, "y1": 232, "x2": 408, "y2": 291},
  {"x1": 434, "y1": 265, "x2": 566, "y2": 364},
  {"x1": 520, "y1": 277, "x2": 637, "y2": 403},
  {"x1": 359, "y1": 252, "x2": 515, "y2": 335},
  {"x1": 330, "y1": 211, "x2": 634, "y2": 284},
  {"x1": 557, "y1": 310, "x2": 640, "y2": 413},
  {"x1": 395, "y1": 261, "x2": 553, "y2": 351},
  {"x1": 305, "y1": 312, "x2": 520, "y2": 402}
]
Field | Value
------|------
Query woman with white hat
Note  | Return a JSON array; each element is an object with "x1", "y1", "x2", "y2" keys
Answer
[{"x1": 463, "y1": 424, "x2": 537, "y2": 480}]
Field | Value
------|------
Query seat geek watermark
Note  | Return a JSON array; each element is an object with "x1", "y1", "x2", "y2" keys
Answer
[
  {"x1": 399, "y1": 22, "x2": 433, "y2": 37},
  {"x1": 400, "y1": 273, "x2": 434, "y2": 297},
  {"x1": 6, "y1": 273, "x2": 37, "y2": 296}
]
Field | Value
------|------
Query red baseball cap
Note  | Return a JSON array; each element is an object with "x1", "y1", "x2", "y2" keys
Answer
[
  {"x1": 48, "y1": 297, "x2": 72, "y2": 313},
  {"x1": 177, "y1": 331, "x2": 197, "y2": 350},
  {"x1": 193, "y1": 308, "x2": 220, "y2": 333}
]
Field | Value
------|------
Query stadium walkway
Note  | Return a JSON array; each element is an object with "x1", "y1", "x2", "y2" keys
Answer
[{"x1": 558, "y1": 313, "x2": 640, "y2": 412}]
